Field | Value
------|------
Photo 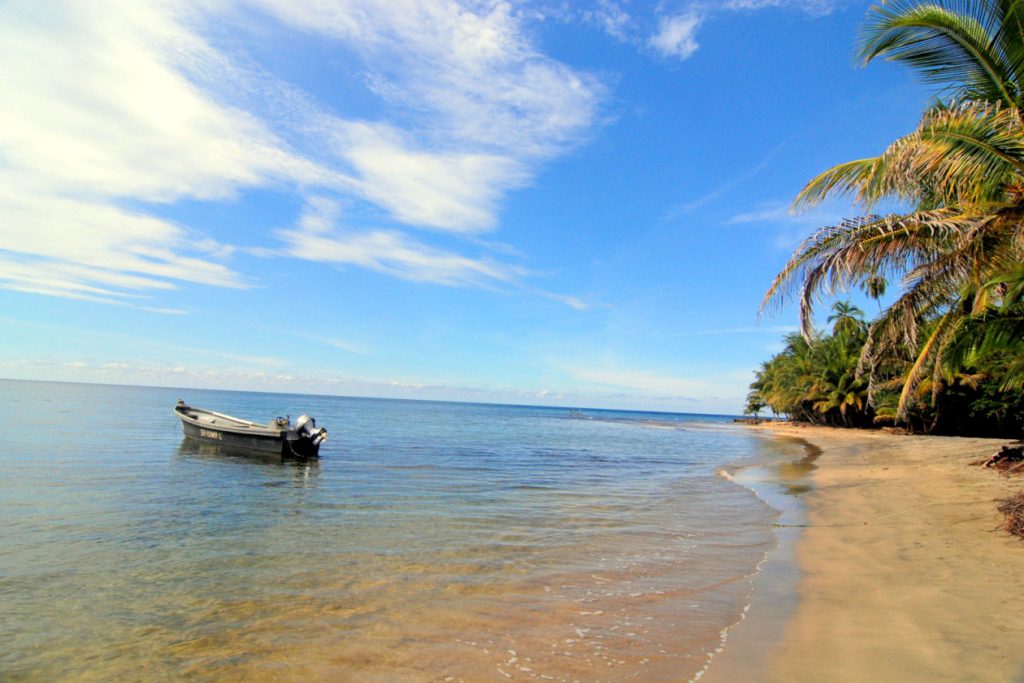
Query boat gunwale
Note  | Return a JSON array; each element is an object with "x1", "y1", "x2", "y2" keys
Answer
[{"x1": 174, "y1": 404, "x2": 289, "y2": 440}]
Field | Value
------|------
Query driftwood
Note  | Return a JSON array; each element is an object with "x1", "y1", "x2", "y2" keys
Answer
[
  {"x1": 880, "y1": 426, "x2": 910, "y2": 436},
  {"x1": 976, "y1": 444, "x2": 1024, "y2": 475}
]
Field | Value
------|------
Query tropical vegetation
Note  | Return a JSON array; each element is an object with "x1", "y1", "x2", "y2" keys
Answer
[{"x1": 749, "y1": 0, "x2": 1024, "y2": 437}]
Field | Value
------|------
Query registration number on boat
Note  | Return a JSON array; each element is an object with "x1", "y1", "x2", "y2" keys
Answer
[{"x1": 200, "y1": 429, "x2": 223, "y2": 440}]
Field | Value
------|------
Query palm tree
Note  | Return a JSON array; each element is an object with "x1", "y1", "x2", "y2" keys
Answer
[
  {"x1": 764, "y1": 107, "x2": 1024, "y2": 416},
  {"x1": 754, "y1": 334, "x2": 817, "y2": 421},
  {"x1": 862, "y1": 275, "x2": 887, "y2": 311},
  {"x1": 761, "y1": 0, "x2": 1024, "y2": 420},
  {"x1": 827, "y1": 300, "x2": 867, "y2": 340},
  {"x1": 744, "y1": 389, "x2": 766, "y2": 419}
]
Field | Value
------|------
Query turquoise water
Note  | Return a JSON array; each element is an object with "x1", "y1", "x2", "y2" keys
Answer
[{"x1": 0, "y1": 380, "x2": 788, "y2": 682}]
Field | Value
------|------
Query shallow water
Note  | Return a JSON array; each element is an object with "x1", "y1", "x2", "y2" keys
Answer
[{"x1": 0, "y1": 380, "x2": 793, "y2": 682}]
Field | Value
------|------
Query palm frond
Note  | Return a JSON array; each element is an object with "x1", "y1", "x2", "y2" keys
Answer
[
  {"x1": 859, "y1": 2, "x2": 1020, "y2": 106},
  {"x1": 761, "y1": 209, "x2": 975, "y2": 336},
  {"x1": 792, "y1": 103, "x2": 1024, "y2": 211},
  {"x1": 793, "y1": 158, "x2": 881, "y2": 208}
]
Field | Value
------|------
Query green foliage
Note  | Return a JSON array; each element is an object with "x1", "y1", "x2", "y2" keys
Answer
[
  {"x1": 743, "y1": 390, "x2": 766, "y2": 418},
  {"x1": 750, "y1": 303, "x2": 873, "y2": 427},
  {"x1": 756, "y1": 0, "x2": 1024, "y2": 434},
  {"x1": 751, "y1": 302, "x2": 1024, "y2": 436}
]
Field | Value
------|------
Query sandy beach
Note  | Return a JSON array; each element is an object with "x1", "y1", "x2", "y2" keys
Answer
[{"x1": 706, "y1": 424, "x2": 1024, "y2": 682}]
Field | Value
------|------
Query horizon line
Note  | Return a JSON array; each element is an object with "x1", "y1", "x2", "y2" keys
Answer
[{"x1": 0, "y1": 376, "x2": 741, "y2": 419}]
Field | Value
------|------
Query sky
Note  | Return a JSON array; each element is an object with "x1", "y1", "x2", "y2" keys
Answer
[{"x1": 0, "y1": 0, "x2": 930, "y2": 414}]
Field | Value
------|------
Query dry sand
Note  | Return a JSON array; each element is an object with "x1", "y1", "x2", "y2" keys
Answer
[{"x1": 705, "y1": 424, "x2": 1024, "y2": 682}]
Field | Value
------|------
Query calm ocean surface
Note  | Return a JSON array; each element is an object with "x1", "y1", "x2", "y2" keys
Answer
[{"x1": 0, "y1": 380, "x2": 798, "y2": 682}]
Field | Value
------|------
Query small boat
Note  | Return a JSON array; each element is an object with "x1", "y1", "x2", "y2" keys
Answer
[{"x1": 174, "y1": 400, "x2": 328, "y2": 458}]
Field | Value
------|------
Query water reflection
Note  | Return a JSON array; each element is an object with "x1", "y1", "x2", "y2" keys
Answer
[
  {"x1": 175, "y1": 440, "x2": 322, "y2": 486},
  {"x1": 774, "y1": 439, "x2": 820, "y2": 496}
]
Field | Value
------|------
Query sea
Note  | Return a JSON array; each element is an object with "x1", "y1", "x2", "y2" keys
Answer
[{"x1": 0, "y1": 379, "x2": 805, "y2": 682}]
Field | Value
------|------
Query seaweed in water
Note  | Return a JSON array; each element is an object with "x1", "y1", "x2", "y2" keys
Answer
[{"x1": 997, "y1": 491, "x2": 1024, "y2": 540}]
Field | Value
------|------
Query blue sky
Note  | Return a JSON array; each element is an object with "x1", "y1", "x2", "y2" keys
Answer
[{"x1": 0, "y1": 0, "x2": 929, "y2": 414}]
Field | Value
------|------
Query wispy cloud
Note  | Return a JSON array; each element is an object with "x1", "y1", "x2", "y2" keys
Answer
[
  {"x1": 648, "y1": 0, "x2": 843, "y2": 61},
  {"x1": 0, "y1": 1, "x2": 335, "y2": 305},
  {"x1": 728, "y1": 199, "x2": 849, "y2": 249},
  {"x1": 579, "y1": 1, "x2": 633, "y2": 40},
  {"x1": 541, "y1": 1, "x2": 634, "y2": 41},
  {"x1": 279, "y1": 196, "x2": 592, "y2": 308},
  {"x1": 247, "y1": 0, "x2": 603, "y2": 232},
  {"x1": 0, "y1": 355, "x2": 743, "y2": 412},
  {"x1": 560, "y1": 362, "x2": 754, "y2": 406},
  {"x1": 667, "y1": 142, "x2": 787, "y2": 216},
  {"x1": 279, "y1": 197, "x2": 527, "y2": 287},
  {"x1": 728, "y1": 200, "x2": 844, "y2": 227},
  {"x1": 0, "y1": 0, "x2": 602, "y2": 309},
  {"x1": 649, "y1": 12, "x2": 702, "y2": 59},
  {"x1": 289, "y1": 332, "x2": 370, "y2": 356},
  {"x1": 284, "y1": 225, "x2": 525, "y2": 286},
  {"x1": 0, "y1": 315, "x2": 287, "y2": 367},
  {"x1": 723, "y1": 0, "x2": 842, "y2": 15},
  {"x1": 326, "y1": 122, "x2": 531, "y2": 233}
]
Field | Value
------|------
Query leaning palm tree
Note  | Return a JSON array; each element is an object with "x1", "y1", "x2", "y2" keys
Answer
[
  {"x1": 764, "y1": 105, "x2": 1024, "y2": 416},
  {"x1": 761, "y1": 0, "x2": 1024, "y2": 419}
]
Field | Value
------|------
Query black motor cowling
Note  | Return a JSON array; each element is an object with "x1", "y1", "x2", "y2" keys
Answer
[{"x1": 294, "y1": 414, "x2": 328, "y2": 448}]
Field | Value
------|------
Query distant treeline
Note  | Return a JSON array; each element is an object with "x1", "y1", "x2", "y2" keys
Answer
[
  {"x1": 750, "y1": 2, "x2": 1024, "y2": 439},
  {"x1": 746, "y1": 301, "x2": 1024, "y2": 438}
]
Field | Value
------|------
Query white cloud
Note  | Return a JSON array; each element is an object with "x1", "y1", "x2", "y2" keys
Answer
[
  {"x1": 649, "y1": 12, "x2": 701, "y2": 60},
  {"x1": 278, "y1": 197, "x2": 593, "y2": 309},
  {"x1": 0, "y1": 0, "x2": 602, "y2": 308},
  {"x1": 245, "y1": 0, "x2": 602, "y2": 234},
  {"x1": 540, "y1": 292, "x2": 592, "y2": 311},
  {"x1": 0, "y1": 1, "x2": 341, "y2": 306},
  {"x1": 250, "y1": 0, "x2": 600, "y2": 154},
  {"x1": 289, "y1": 332, "x2": 370, "y2": 356},
  {"x1": 668, "y1": 143, "x2": 786, "y2": 215},
  {"x1": 331, "y1": 122, "x2": 530, "y2": 232},
  {"x1": 0, "y1": 188, "x2": 244, "y2": 305},
  {"x1": 544, "y1": 1, "x2": 633, "y2": 41},
  {"x1": 0, "y1": 4, "x2": 309, "y2": 202},
  {"x1": 648, "y1": 0, "x2": 842, "y2": 60},
  {"x1": 724, "y1": 0, "x2": 841, "y2": 15},
  {"x1": 0, "y1": 355, "x2": 740, "y2": 411},
  {"x1": 582, "y1": 1, "x2": 632, "y2": 40},
  {"x1": 279, "y1": 199, "x2": 526, "y2": 287}
]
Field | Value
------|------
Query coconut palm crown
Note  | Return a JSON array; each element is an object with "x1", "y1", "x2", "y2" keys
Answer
[{"x1": 761, "y1": 0, "x2": 1024, "y2": 419}]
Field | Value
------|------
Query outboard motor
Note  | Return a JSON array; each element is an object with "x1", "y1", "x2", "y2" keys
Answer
[{"x1": 294, "y1": 414, "x2": 328, "y2": 451}]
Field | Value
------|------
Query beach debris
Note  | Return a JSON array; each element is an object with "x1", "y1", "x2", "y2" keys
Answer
[
  {"x1": 997, "y1": 491, "x2": 1024, "y2": 539},
  {"x1": 880, "y1": 426, "x2": 910, "y2": 435},
  {"x1": 977, "y1": 444, "x2": 1024, "y2": 475}
]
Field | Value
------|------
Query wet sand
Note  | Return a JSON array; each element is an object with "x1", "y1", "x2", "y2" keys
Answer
[{"x1": 706, "y1": 424, "x2": 1024, "y2": 682}]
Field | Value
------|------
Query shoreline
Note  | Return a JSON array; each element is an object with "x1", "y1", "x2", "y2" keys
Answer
[
  {"x1": 698, "y1": 432, "x2": 818, "y2": 682},
  {"x1": 706, "y1": 423, "x2": 1024, "y2": 681}
]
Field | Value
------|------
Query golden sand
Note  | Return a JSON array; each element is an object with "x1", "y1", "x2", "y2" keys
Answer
[{"x1": 706, "y1": 424, "x2": 1024, "y2": 682}]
